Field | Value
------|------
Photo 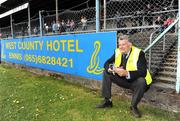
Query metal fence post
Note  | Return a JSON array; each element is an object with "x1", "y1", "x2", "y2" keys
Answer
[
  {"x1": 39, "y1": 10, "x2": 43, "y2": 36},
  {"x1": 96, "y1": 0, "x2": 100, "y2": 32},
  {"x1": 163, "y1": 35, "x2": 166, "y2": 51},
  {"x1": 28, "y1": 3, "x2": 31, "y2": 36},
  {"x1": 176, "y1": 1, "x2": 180, "y2": 93},
  {"x1": 103, "y1": 0, "x2": 106, "y2": 30},
  {"x1": 10, "y1": 15, "x2": 14, "y2": 39},
  {"x1": 56, "y1": 0, "x2": 58, "y2": 24}
]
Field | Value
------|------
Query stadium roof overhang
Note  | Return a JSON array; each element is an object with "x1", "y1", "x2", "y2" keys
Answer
[{"x1": 0, "y1": 2, "x2": 29, "y2": 19}]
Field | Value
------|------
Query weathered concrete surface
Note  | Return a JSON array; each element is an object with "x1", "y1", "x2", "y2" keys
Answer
[{"x1": 144, "y1": 84, "x2": 180, "y2": 112}]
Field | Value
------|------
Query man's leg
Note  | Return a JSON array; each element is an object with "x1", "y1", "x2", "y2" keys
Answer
[
  {"x1": 96, "y1": 71, "x2": 113, "y2": 108},
  {"x1": 96, "y1": 71, "x2": 132, "y2": 108},
  {"x1": 131, "y1": 77, "x2": 149, "y2": 107},
  {"x1": 102, "y1": 71, "x2": 132, "y2": 99},
  {"x1": 130, "y1": 77, "x2": 150, "y2": 117},
  {"x1": 101, "y1": 71, "x2": 113, "y2": 99}
]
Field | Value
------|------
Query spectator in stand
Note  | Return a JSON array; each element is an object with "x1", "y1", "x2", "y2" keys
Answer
[
  {"x1": 6, "y1": 34, "x2": 8, "y2": 38},
  {"x1": 114, "y1": 11, "x2": 121, "y2": 28},
  {"x1": 100, "y1": 8, "x2": 104, "y2": 29},
  {"x1": 163, "y1": 16, "x2": 173, "y2": 28},
  {"x1": 81, "y1": 16, "x2": 87, "y2": 31},
  {"x1": 163, "y1": 15, "x2": 174, "y2": 32},
  {"x1": 155, "y1": 16, "x2": 164, "y2": 25},
  {"x1": 21, "y1": 26, "x2": 25, "y2": 36},
  {"x1": 33, "y1": 27, "x2": 38, "y2": 35},
  {"x1": 117, "y1": 20, "x2": 127, "y2": 34},
  {"x1": 154, "y1": 16, "x2": 164, "y2": 32},
  {"x1": 70, "y1": 20, "x2": 75, "y2": 31},
  {"x1": 134, "y1": 11, "x2": 143, "y2": 27},
  {"x1": 44, "y1": 23, "x2": 49, "y2": 34},
  {"x1": 144, "y1": 3, "x2": 153, "y2": 25},
  {"x1": 127, "y1": 21, "x2": 137, "y2": 35},
  {"x1": 57, "y1": 20, "x2": 62, "y2": 33},
  {"x1": 66, "y1": 19, "x2": 71, "y2": 32},
  {"x1": 61, "y1": 20, "x2": 66, "y2": 32},
  {"x1": 52, "y1": 21, "x2": 58, "y2": 33}
]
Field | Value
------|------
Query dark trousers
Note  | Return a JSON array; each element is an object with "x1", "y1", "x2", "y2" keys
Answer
[{"x1": 102, "y1": 71, "x2": 150, "y2": 107}]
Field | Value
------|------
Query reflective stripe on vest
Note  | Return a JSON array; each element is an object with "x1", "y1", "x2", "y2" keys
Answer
[{"x1": 114, "y1": 46, "x2": 152, "y2": 85}]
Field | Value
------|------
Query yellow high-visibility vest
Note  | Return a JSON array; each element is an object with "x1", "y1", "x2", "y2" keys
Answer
[{"x1": 114, "y1": 46, "x2": 152, "y2": 85}]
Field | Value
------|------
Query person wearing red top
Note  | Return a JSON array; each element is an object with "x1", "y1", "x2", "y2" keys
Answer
[
  {"x1": 164, "y1": 17, "x2": 173, "y2": 28},
  {"x1": 163, "y1": 16, "x2": 174, "y2": 32}
]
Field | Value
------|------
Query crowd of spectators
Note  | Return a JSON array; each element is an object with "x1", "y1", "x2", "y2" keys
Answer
[
  {"x1": 31, "y1": 16, "x2": 88, "y2": 36},
  {"x1": 113, "y1": 2, "x2": 176, "y2": 35},
  {"x1": 0, "y1": 15, "x2": 88, "y2": 38},
  {"x1": 154, "y1": 15, "x2": 175, "y2": 33},
  {"x1": 50, "y1": 19, "x2": 76, "y2": 34},
  {"x1": 0, "y1": 1, "x2": 177, "y2": 39}
]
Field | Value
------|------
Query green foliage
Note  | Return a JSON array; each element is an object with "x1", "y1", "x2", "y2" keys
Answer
[{"x1": 0, "y1": 65, "x2": 179, "y2": 121}]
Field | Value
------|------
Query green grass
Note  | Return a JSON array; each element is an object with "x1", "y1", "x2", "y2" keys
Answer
[{"x1": 0, "y1": 64, "x2": 179, "y2": 121}]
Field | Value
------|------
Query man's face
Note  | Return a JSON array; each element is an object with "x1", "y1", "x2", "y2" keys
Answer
[{"x1": 118, "y1": 39, "x2": 131, "y2": 54}]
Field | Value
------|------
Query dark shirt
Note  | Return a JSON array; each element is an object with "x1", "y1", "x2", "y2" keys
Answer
[{"x1": 155, "y1": 19, "x2": 164, "y2": 25}]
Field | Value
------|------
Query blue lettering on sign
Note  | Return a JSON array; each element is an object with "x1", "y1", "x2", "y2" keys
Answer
[{"x1": 0, "y1": 32, "x2": 116, "y2": 80}]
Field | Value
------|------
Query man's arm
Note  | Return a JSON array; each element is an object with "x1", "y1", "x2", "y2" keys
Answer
[
  {"x1": 129, "y1": 51, "x2": 147, "y2": 79},
  {"x1": 104, "y1": 53, "x2": 115, "y2": 72}
]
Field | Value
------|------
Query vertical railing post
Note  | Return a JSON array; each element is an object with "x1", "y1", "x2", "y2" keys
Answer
[
  {"x1": 39, "y1": 10, "x2": 43, "y2": 36},
  {"x1": 103, "y1": 0, "x2": 106, "y2": 30},
  {"x1": 176, "y1": 1, "x2": 180, "y2": 93},
  {"x1": 148, "y1": 38, "x2": 152, "y2": 70},
  {"x1": 96, "y1": 0, "x2": 100, "y2": 32},
  {"x1": 163, "y1": 35, "x2": 166, "y2": 51},
  {"x1": 10, "y1": 15, "x2": 13, "y2": 39},
  {"x1": 55, "y1": 0, "x2": 58, "y2": 24},
  {"x1": 28, "y1": 2, "x2": 31, "y2": 36}
]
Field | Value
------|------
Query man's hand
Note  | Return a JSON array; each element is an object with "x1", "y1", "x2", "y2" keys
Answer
[
  {"x1": 108, "y1": 68, "x2": 114, "y2": 73},
  {"x1": 114, "y1": 67, "x2": 128, "y2": 77}
]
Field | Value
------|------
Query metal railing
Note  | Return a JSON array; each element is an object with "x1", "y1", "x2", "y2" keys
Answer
[{"x1": 144, "y1": 18, "x2": 179, "y2": 52}]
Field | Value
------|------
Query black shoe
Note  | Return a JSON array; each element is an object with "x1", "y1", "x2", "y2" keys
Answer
[
  {"x1": 96, "y1": 100, "x2": 113, "y2": 108},
  {"x1": 130, "y1": 106, "x2": 141, "y2": 118}
]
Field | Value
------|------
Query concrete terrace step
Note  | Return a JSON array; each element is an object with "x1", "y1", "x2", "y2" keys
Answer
[
  {"x1": 146, "y1": 55, "x2": 165, "y2": 59},
  {"x1": 152, "y1": 82, "x2": 176, "y2": 90},
  {"x1": 153, "y1": 46, "x2": 172, "y2": 50},
  {"x1": 147, "y1": 50, "x2": 166, "y2": 54},
  {"x1": 155, "y1": 76, "x2": 176, "y2": 84},
  {"x1": 165, "y1": 57, "x2": 177, "y2": 60},
  {"x1": 171, "y1": 48, "x2": 178, "y2": 51},
  {"x1": 146, "y1": 53, "x2": 165, "y2": 57},
  {"x1": 162, "y1": 62, "x2": 177, "y2": 67},
  {"x1": 154, "y1": 43, "x2": 172, "y2": 47},
  {"x1": 160, "y1": 66, "x2": 177, "y2": 70},
  {"x1": 151, "y1": 48, "x2": 169, "y2": 51},
  {"x1": 146, "y1": 55, "x2": 164, "y2": 59},
  {"x1": 150, "y1": 60, "x2": 162, "y2": 65},
  {"x1": 165, "y1": 58, "x2": 177, "y2": 62},
  {"x1": 150, "y1": 65, "x2": 159, "y2": 69},
  {"x1": 171, "y1": 50, "x2": 177, "y2": 53},
  {"x1": 158, "y1": 71, "x2": 176, "y2": 78},
  {"x1": 151, "y1": 57, "x2": 164, "y2": 60},
  {"x1": 166, "y1": 55, "x2": 177, "y2": 59}
]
